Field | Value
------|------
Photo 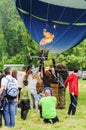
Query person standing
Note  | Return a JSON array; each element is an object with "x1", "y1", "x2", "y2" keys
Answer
[
  {"x1": 20, "y1": 80, "x2": 32, "y2": 120},
  {"x1": 64, "y1": 67, "x2": 79, "y2": 115},
  {"x1": 28, "y1": 74, "x2": 40, "y2": 110},
  {"x1": 0, "y1": 67, "x2": 18, "y2": 127},
  {"x1": 0, "y1": 73, "x2": 5, "y2": 127},
  {"x1": 56, "y1": 64, "x2": 69, "y2": 109},
  {"x1": 17, "y1": 66, "x2": 26, "y2": 101},
  {"x1": 12, "y1": 70, "x2": 18, "y2": 115}
]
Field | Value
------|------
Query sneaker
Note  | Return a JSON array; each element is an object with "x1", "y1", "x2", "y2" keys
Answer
[{"x1": 49, "y1": 119, "x2": 53, "y2": 124}]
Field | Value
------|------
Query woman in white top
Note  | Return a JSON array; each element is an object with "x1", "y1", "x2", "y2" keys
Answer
[{"x1": 28, "y1": 74, "x2": 42, "y2": 110}]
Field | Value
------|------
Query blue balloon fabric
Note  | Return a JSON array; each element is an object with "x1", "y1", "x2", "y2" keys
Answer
[{"x1": 14, "y1": 0, "x2": 86, "y2": 54}]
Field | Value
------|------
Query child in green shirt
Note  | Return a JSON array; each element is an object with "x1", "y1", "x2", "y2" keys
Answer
[{"x1": 20, "y1": 80, "x2": 32, "y2": 120}]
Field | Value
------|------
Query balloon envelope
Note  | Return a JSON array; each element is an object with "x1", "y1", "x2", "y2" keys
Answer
[{"x1": 14, "y1": 0, "x2": 86, "y2": 54}]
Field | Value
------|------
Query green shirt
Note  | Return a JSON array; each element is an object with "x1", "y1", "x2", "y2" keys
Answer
[
  {"x1": 20, "y1": 86, "x2": 32, "y2": 104},
  {"x1": 39, "y1": 96, "x2": 57, "y2": 119}
]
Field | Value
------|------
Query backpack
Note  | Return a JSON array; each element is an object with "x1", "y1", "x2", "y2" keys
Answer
[{"x1": 6, "y1": 77, "x2": 19, "y2": 99}]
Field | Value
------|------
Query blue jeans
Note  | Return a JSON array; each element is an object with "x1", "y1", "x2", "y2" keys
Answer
[
  {"x1": 30, "y1": 89, "x2": 38, "y2": 109},
  {"x1": 3, "y1": 99, "x2": 15, "y2": 127},
  {"x1": 15, "y1": 104, "x2": 18, "y2": 115}
]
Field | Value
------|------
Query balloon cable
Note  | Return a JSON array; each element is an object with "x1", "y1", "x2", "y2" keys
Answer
[
  {"x1": 30, "y1": 0, "x2": 32, "y2": 33},
  {"x1": 46, "y1": 2, "x2": 49, "y2": 29}
]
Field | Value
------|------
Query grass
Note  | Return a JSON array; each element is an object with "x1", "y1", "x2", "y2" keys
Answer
[{"x1": 1, "y1": 78, "x2": 86, "y2": 130}]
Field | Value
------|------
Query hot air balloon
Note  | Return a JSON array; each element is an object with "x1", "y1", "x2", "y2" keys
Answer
[{"x1": 14, "y1": 0, "x2": 86, "y2": 55}]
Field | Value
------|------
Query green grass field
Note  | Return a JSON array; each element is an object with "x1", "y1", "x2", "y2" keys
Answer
[{"x1": 1, "y1": 79, "x2": 86, "y2": 130}]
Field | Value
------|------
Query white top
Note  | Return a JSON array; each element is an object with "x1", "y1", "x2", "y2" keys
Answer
[
  {"x1": 28, "y1": 78, "x2": 38, "y2": 90},
  {"x1": 1, "y1": 75, "x2": 18, "y2": 90},
  {"x1": 27, "y1": 74, "x2": 33, "y2": 84},
  {"x1": 17, "y1": 71, "x2": 26, "y2": 88}
]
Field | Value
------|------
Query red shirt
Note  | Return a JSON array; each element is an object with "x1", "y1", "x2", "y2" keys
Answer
[{"x1": 64, "y1": 73, "x2": 78, "y2": 96}]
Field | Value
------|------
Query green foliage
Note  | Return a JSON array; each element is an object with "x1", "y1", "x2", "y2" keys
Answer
[
  {"x1": 0, "y1": 62, "x2": 3, "y2": 71},
  {"x1": 0, "y1": 31, "x2": 7, "y2": 57},
  {"x1": 57, "y1": 39, "x2": 86, "y2": 70}
]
